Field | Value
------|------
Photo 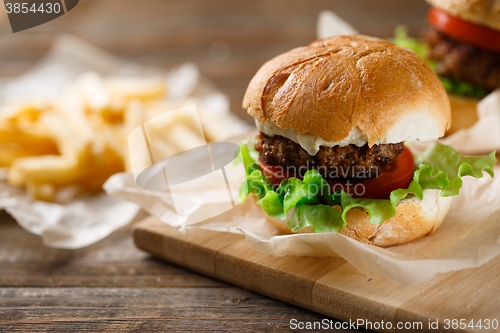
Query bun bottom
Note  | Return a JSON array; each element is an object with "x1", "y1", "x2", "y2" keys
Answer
[
  {"x1": 254, "y1": 190, "x2": 453, "y2": 247},
  {"x1": 445, "y1": 94, "x2": 479, "y2": 136}
]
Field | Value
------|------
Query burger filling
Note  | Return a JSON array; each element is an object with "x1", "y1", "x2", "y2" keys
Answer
[
  {"x1": 255, "y1": 132, "x2": 404, "y2": 181},
  {"x1": 424, "y1": 28, "x2": 500, "y2": 92}
]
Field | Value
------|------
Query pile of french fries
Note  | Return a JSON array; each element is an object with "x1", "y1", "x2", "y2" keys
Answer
[{"x1": 0, "y1": 71, "x2": 222, "y2": 202}]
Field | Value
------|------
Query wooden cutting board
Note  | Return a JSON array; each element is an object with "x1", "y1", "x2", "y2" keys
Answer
[{"x1": 134, "y1": 217, "x2": 500, "y2": 332}]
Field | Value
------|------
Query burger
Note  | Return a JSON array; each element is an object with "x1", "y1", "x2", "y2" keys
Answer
[
  {"x1": 240, "y1": 35, "x2": 495, "y2": 247},
  {"x1": 394, "y1": 0, "x2": 500, "y2": 135},
  {"x1": 424, "y1": 0, "x2": 500, "y2": 92}
]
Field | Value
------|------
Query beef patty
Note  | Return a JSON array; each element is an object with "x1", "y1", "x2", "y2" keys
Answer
[
  {"x1": 423, "y1": 28, "x2": 500, "y2": 92},
  {"x1": 255, "y1": 133, "x2": 404, "y2": 180}
]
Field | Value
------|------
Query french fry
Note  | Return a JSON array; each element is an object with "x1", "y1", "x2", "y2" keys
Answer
[
  {"x1": 0, "y1": 142, "x2": 58, "y2": 167},
  {"x1": 77, "y1": 72, "x2": 110, "y2": 113},
  {"x1": 143, "y1": 107, "x2": 207, "y2": 162},
  {"x1": 141, "y1": 99, "x2": 228, "y2": 142},
  {"x1": 26, "y1": 181, "x2": 56, "y2": 202},
  {"x1": 0, "y1": 129, "x2": 57, "y2": 147},
  {"x1": 0, "y1": 99, "x2": 49, "y2": 123},
  {"x1": 76, "y1": 72, "x2": 123, "y2": 123},
  {"x1": 8, "y1": 153, "x2": 83, "y2": 188},
  {"x1": 0, "y1": 101, "x2": 59, "y2": 168},
  {"x1": 0, "y1": 101, "x2": 52, "y2": 142},
  {"x1": 77, "y1": 146, "x2": 124, "y2": 191},
  {"x1": 106, "y1": 77, "x2": 167, "y2": 101},
  {"x1": 7, "y1": 109, "x2": 91, "y2": 188},
  {"x1": 0, "y1": 70, "x2": 230, "y2": 203}
]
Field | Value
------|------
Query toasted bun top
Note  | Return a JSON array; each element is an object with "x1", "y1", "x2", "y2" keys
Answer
[
  {"x1": 427, "y1": 0, "x2": 500, "y2": 31},
  {"x1": 243, "y1": 35, "x2": 451, "y2": 146}
]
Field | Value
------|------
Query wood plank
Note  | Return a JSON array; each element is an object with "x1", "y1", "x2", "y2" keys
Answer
[
  {"x1": 0, "y1": 216, "x2": 224, "y2": 288},
  {"x1": 0, "y1": 287, "x2": 348, "y2": 333},
  {"x1": 0, "y1": 260, "x2": 226, "y2": 288},
  {"x1": 0, "y1": 319, "x2": 353, "y2": 333},
  {"x1": 0, "y1": 287, "x2": 321, "y2": 318},
  {"x1": 134, "y1": 217, "x2": 500, "y2": 333}
]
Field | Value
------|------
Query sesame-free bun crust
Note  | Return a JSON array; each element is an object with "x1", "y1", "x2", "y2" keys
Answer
[
  {"x1": 427, "y1": 0, "x2": 500, "y2": 31},
  {"x1": 255, "y1": 190, "x2": 453, "y2": 247},
  {"x1": 243, "y1": 35, "x2": 451, "y2": 147}
]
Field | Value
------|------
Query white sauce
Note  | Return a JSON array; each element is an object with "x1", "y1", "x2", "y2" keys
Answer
[{"x1": 256, "y1": 120, "x2": 368, "y2": 156}]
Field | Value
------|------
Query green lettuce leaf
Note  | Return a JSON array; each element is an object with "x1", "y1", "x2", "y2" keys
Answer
[
  {"x1": 283, "y1": 170, "x2": 334, "y2": 212},
  {"x1": 239, "y1": 143, "x2": 273, "y2": 202},
  {"x1": 390, "y1": 26, "x2": 489, "y2": 99},
  {"x1": 415, "y1": 143, "x2": 496, "y2": 196},
  {"x1": 391, "y1": 25, "x2": 430, "y2": 60},
  {"x1": 258, "y1": 169, "x2": 333, "y2": 219},
  {"x1": 260, "y1": 190, "x2": 285, "y2": 219},
  {"x1": 240, "y1": 141, "x2": 496, "y2": 233},
  {"x1": 340, "y1": 192, "x2": 396, "y2": 226},
  {"x1": 288, "y1": 204, "x2": 345, "y2": 233}
]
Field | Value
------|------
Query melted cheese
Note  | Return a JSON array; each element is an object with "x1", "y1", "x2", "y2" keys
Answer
[{"x1": 256, "y1": 120, "x2": 368, "y2": 156}]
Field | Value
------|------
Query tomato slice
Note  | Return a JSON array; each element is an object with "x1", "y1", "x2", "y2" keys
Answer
[
  {"x1": 259, "y1": 146, "x2": 415, "y2": 200},
  {"x1": 428, "y1": 7, "x2": 500, "y2": 52}
]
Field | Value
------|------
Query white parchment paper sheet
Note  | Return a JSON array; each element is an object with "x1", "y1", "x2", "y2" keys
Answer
[{"x1": 0, "y1": 34, "x2": 249, "y2": 248}]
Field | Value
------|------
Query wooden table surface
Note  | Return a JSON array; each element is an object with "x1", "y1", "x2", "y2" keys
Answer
[
  {"x1": 0, "y1": 0, "x2": 428, "y2": 331},
  {"x1": 0, "y1": 214, "x2": 341, "y2": 332}
]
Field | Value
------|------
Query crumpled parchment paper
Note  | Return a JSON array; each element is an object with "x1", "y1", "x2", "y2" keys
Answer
[{"x1": 0, "y1": 34, "x2": 249, "y2": 249}]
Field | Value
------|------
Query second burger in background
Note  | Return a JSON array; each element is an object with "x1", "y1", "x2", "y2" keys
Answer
[
  {"x1": 395, "y1": 0, "x2": 500, "y2": 135},
  {"x1": 424, "y1": 0, "x2": 500, "y2": 134},
  {"x1": 424, "y1": 0, "x2": 500, "y2": 93}
]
